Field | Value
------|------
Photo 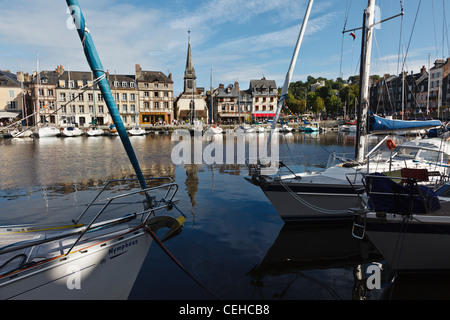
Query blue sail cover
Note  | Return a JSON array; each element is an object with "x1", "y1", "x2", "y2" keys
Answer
[{"x1": 368, "y1": 112, "x2": 442, "y2": 133}]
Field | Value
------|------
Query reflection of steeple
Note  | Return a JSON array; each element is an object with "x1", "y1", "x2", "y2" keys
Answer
[
  {"x1": 185, "y1": 164, "x2": 199, "y2": 208},
  {"x1": 184, "y1": 29, "x2": 197, "y2": 94}
]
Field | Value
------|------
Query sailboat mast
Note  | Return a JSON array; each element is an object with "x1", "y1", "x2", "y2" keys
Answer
[
  {"x1": 66, "y1": 0, "x2": 147, "y2": 189},
  {"x1": 355, "y1": 0, "x2": 375, "y2": 163},
  {"x1": 427, "y1": 54, "x2": 431, "y2": 117},
  {"x1": 269, "y1": 0, "x2": 314, "y2": 142}
]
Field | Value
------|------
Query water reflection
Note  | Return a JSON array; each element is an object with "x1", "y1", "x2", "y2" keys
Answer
[{"x1": 247, "y1": 222, "x2": 383, "y2": 300}]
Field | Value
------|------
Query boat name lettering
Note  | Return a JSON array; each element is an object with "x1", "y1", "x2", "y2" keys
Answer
[{"x1": 108, "y1": 239, "x2": 138, "y2": 255}]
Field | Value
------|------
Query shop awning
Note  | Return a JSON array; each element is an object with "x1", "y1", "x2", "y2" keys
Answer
[
  {"x1": 0, "y1": 111, "x2": 19, "y2": 119},
  {"x1": 253, "y1": 113, "x2": 275, "y2": 118}
]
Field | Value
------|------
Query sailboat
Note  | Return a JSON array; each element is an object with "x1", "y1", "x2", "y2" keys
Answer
[
  {"x1": 248, "y1": 0, "x2": 444, "y2": 222},
  {"x1": 0, "y1": 0, "x2": 186, "y2": 300},
  {"x1": 36, "y1": 125, "x2": 60, "y2": 138},
  {"x1": 61, "y1": 126, "x2": 83, "y2": 137},
  {"x1": 85, "y1": 127, "x2": 104, "y2": 136}
]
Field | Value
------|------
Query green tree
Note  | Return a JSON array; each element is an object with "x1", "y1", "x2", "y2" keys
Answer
[{"x1": 312, "y1": 96, "x2": 325, "y2": 114}]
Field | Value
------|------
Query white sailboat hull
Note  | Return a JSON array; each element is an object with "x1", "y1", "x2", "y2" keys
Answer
[
  {"x1": 128, "y1": 127, "x2": 146, "y2": 136},
  {"x1": 36, "y1": 127, "x2": 59, "y2": 138},
  {"x1": 61, "y1": 127, "x2": 82, "y2": 137},
  {"x1": 86, "y1": 128, "x2": 104, "y2": 136},
  {"x1": 0, "y1": 226, "x2": 153, "y2": 300}
]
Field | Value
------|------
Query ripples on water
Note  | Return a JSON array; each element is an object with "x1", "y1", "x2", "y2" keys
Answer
[{"x1": 0, "y1": 131, "x2": 445, "y2": 300}]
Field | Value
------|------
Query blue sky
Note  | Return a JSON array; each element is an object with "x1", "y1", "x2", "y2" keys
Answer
[{"x1": 0, "y1": 0, "x2": 448, "y2": 95}]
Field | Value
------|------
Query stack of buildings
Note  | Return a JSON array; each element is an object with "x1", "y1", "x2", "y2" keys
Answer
[
  {"x1": 0, "y1": 38, "x2": 279, "y2": 128},
  {"x1": 3, "y1": 34, "x2": 447, "y2": 128},
  {"x1": 369, "y1": 57, "x2": 450, "y2": 118}
]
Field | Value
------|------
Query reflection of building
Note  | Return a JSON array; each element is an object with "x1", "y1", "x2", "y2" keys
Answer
[
  {"x1": 135, "y1": 64, "x2": 174, "y2": 125},
  {"x1": 184, "y1": 164, "x2": 199, "y2": 208},
  {"x1": 175, "y1": 32, "x2": 208, "y2": 124}
]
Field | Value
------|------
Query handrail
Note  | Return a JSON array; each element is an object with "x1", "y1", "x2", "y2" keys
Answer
[
  {"x1": 73, "y1": 177, "x2": 174, "y2": 224},
  {"x1": 65, "y1": 180, "x2": 178, "y2": 255}
]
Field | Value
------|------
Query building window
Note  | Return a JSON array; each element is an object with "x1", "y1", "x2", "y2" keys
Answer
[
  {"x1": 89, "y1": 105, "x2": 94, "y2": 113},
  {"x1": 97, "y1": 94, "x2": 104, "y2": 102},
  {"x1": 60, "y1": 93, "x2": 66, "y2": 102},
  {"x1": 122, "y1": 93, "x2": 127, "y2": 101},
  {"x1": 98, "y1": 106, "x2": 104, "y2": 113},
  {"x1": 164, "y1": 102, "x2": 168, "y2": 109},
  {"x1": 154, "y1": 102, "x2": 159, "y2": 109},
  {"x1": 144, "y1": 102, "x2": 149, "y2": 109},
  {"x1": 79, "y1": 105, "x2": 84, "y2": 113},
  {"x1": 130, "y1": 93, "x2": 135, "y2": 101},
  {"x1": 122, "y1": 104, "x2": 128, "y2": 113},
  {"x1": 88, "y1": 93, "x2": 93, "y2": 101},
  {"x1": 130, "y1": 104, "x2": 136, "y2": 112}
]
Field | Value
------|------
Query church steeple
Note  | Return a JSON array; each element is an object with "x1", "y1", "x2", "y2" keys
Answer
[{"x1": 184, "y1": 29, "x2": 196, "y2": 93}]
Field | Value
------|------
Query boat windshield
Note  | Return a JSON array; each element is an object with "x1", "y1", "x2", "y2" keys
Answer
[{"x1": 395, "y1": 147, "x2": 445, "y2": 163}]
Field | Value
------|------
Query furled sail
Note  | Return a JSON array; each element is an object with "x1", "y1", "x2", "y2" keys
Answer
[{"x1": 368, "y1": 112, "x2": 442, "y2": 134}]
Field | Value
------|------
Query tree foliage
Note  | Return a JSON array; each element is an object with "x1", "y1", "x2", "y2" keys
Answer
[{"x1": 283, "y1": 75, "x2": 372, "y2": 117}]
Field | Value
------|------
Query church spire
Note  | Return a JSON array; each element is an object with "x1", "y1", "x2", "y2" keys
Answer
[{"x1": 185, "y1": 29, "x2": 196, "y2": 80}]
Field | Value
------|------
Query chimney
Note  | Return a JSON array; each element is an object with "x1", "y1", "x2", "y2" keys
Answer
[
  {"x1": 234, "y1": 81, "x2": 239, "y2": 93},
  {"x1": 421, "y1": 65, "x2": 426, "y2": 74},
  {"x1": 219, "y1": 83, "x2": 224, "y2": 89},
  {"x1": 55, "y1": 65, "x2": 64, "y2": 76},
  {"x1": 16, "y1": 71, "x2": 24, "y2": 82},
  {"x1": 135, "y1": 64, "x2": 142, "y2": 79},
  {"x1": 168, "y1": 72, "x2": 172, "y2": 80}
]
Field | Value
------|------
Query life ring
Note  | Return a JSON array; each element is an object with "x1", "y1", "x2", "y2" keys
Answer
[{"x1": 386, "y1": 139, "x2": 396, "y2": 150}]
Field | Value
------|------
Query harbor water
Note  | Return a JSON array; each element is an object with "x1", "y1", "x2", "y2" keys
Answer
[{"x1": 1, "y1": 130, "x2": 449, "y2": 300}]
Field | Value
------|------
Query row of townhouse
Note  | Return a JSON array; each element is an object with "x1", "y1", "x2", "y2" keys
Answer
[
  {"x1": 0, "y1": 64, "x2": 175, "y2": 128},
  {"x1": 208, "y1": 78, "x2": 278, "y2": 124},
  {"x1": 1, "y1": 66, "x2": 279, "y2": 127},
  {"x1": 370, "y1": 57, "x2": 450, "y2": 118}
]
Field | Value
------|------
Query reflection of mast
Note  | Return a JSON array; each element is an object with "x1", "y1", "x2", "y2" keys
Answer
[{"x1": 185, "y1": 164, "x2": 199, "y2": 207}]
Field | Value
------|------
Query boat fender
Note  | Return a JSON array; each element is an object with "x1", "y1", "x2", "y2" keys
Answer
[{"x1": 386, "y1": 139, "x2": 396, "y2": 150}]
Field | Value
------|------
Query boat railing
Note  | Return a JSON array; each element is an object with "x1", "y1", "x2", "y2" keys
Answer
[{"x1": 0, "y1": 177, "x2": 180, "y2": 258}]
